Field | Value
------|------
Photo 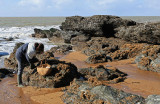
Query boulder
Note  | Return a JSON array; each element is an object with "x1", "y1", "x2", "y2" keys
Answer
[
  {"x1": 32, "y1": 28, "x2": 58, "y2": 38},
  {"x1": 135, "y1": 45, "x2": 160, "y2": 73},
  {"x1": 60, "y1": 15, "x2": 137, "y2": 37},
  {"x1": 48, "y1": 30, "x2": 82, "y2": 43},
  {"x1": 86, "y1": 54, "x2": 112, "y2": 64},
  {"x1": 50, "y1": 45, "x2": 72, "y2": 55},
  {"x1": 78, "y1": 65, "x2": 127, "y2": 84},
  {"x1": 80, "y1": 37, "x2": 126, "y2": 56},
  {"x1": 62, "y1": 79, "x2": 145, "y2": 104},
  {"x1": 23, "y1": 59, "x2": 80, "y2": 88},
  {"x1": 115, "y1": 22, "x2": 160, "y2": 44}
]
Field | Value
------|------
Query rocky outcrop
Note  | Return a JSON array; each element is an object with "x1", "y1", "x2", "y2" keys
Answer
[
  {"x1": 115, "y1": 22, "x2": 160, "y2": 44},
  {"x1": 60, "y1": 15, "x2": 137, "y2": 37},
  {"x1": 32, "y1": 28, "x2": 58, "y2": 38},
  {"x1": 62, "y1": 79, "x2": 145, "y2": 104},
  {"x1": 48, "y1": 30, "x2": 83, "y2": 43},
  {"x1": 78, "y1": 66, "x2": 127, "y2": 84},
  {"x1": 86, "y1": 54, "x2": 112, "y2": 64},
  {"x1": 135, "y1": 45, "x2": 160, "y2": 73},
  {"x1": 110, "y1": 43, "x2": 147, "y2": 60},
  {"x1": 79, "y1": 37, "x2": 128, "y2": 56},
  {"x1": 23, "y1": 59, "x2": 79, "y2": 88},
  {"x1": 50, "y1": 45, "x2": 72, "y2": 55}
]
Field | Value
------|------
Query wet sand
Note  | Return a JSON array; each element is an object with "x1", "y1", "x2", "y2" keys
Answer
[
  {"x1": 0, "y1": 51, "x2": 160, "y2": 104},
  {"x1": 60, "y1": 51, "x2": 160, "y2": 98}
]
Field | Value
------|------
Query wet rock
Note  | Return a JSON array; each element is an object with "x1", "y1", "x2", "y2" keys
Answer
[
  {"x1": 145, "y1": 95, "x2": 160, "y2": 104},
  {"x1": 78, "y1": 66, "x2": 127, "y2": 84},
  {"x1": 86, "y1": 54, "x2": 112, "y2": 64},
  {"x1": 0, "y1": 68, "x2": 14, "y2": 78},
  {"x1": 23, "y1": 59, "x2": 80, "y2": 88},
  {"x1": 5, "y1": 37, "x2": 14, "y2": 41},
  {"x1": 50, "y1": 45, "x2": 72, "y2": 55},
  {"x1": 135, "y1": 45, "x2": 160, "y2": 73},
  {"x1": 60, "y1": 15, "x2": 137, "y2": 37},
  {"x1": 32, "y1": 28, "x2": 58, "y2": 38},
  {"x1": 62, "y1": 79, "x2": 145, "y2": 104},
  {"x1": 115, "y1": 22, "x2": 160, "y2": 44}
]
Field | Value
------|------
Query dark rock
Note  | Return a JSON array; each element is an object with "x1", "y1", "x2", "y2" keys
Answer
[
  {"x1": 50, "y1": 45, "x2": 72, "y2": 55},
  {"x1": 5, "y1": 37, "x2": 14, "y2": 41},
  {"x1": 145, "y1": 95, "x2": 160, "y2": 104},
  {"x1": 48, "y1": 30, "x2": 82, "y2": 43},
  {"x1": 60, "y1": 15, "x2": 137, "y2": 37},
  {"x1": 0, "y1": 68, "x2": 14, "y2": 78},
  {"x1": 71, "y1": 35, "x2": 90, "y2": 45},
  {"x1": 33, "y1": 28, "x2": 58, "y2": 38},
  {"x1": 80, "y1": 37, "x2": 125, "y2": 56},
  {"x1": 86, "y1": 54, "x2": 112, "y2": 64},
  {"x1": 115, "y1": 22, "x2": 160, "y2": 45},
  {"x1": 23, "y1": 60, "x2": 80, "y2": 88},
  {"x1": 78, "y1": 66, "x2": 127, "y2": 84},
  {"x1": 62, "y1": 79, "x2": 145, "y2": 104}
]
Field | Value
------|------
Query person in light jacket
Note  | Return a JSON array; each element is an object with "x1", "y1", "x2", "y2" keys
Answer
[{"x1": 16, "y1": 42, "x2": 44, "y2": 87}]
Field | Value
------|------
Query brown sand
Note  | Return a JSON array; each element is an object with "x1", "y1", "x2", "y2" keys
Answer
[{"x1": 1, "y1": 51, "x2": 160, "y2": 104}]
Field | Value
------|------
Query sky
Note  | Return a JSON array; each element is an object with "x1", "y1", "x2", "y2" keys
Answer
[{"x1": 0, "y1": 0, "x2": 160, "y2": 17}]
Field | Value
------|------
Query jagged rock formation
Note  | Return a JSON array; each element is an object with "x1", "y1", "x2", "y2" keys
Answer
[
  {"x1": 60, "y1": 15, "x2": 137, "y2": 37},
  {"x1": 62, "y1": 79, "x2": 145, "y2": 104},
  {"x1": 115, "y1": 22, "x2": 160, "y2": 44}
]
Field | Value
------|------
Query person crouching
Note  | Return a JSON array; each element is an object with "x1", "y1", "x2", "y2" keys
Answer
[{"x1": 16, "y1": 42, "x2": 44, "y2": 87}]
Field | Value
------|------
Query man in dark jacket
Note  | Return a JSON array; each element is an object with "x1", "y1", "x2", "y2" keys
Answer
[{"x1": 16, "y1": 42, "x2": 44, "y2": 87}]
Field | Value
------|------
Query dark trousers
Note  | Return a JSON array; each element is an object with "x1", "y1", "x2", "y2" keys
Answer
[{"x1": 16, "y1": 53, "x2": 26, "y2": 84}]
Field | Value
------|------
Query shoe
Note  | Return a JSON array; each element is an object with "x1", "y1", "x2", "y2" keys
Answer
[{"x1": 18, "y1": 84, "x2": 24, "y2": 87}]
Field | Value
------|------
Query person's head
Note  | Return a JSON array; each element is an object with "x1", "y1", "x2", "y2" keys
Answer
[{"x1": 34, "y1": 43, "x2": 44, "y2": 54}]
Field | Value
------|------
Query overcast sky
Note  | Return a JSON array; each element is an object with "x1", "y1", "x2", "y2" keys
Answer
[{"x1": 0, "y1": 0, "x2": 160, "y2": 17}]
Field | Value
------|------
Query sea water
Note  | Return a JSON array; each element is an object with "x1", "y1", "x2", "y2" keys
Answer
[{"x1": 0, "y1": 17, "x2": 66, "y2": 68}]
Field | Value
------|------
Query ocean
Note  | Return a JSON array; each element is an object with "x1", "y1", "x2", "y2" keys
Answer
[{"x1": 0, "y1": 16, "x2": 160, "y2": 68}]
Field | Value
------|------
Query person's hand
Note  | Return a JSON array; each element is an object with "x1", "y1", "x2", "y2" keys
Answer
[{"x1": 30, "y1": 63, "x2": 36, "y2": 69}]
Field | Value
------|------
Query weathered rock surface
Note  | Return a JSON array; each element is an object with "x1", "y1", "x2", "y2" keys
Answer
[
  {"x1": 135, "y1": 45, "x2": 160, "y2": 73},
  {"x1": 60, "y1": 15, "x2": 137, "y2": 37},
  {"x1": 78, "y1": 66, "x2": 127, "y2": 84},
  {"x1": 79, "y1": 37, "x2": 128, "y2": 56},
  {"x1": 110, "y1": 43, "x2": 147, "y2": 60},
  {"x1": 145, "y1": 95, "x2": 160, "y2": 104},
  {"x1": 50, "y1": 45, "x2": 72, "y2": 55},
  {"x1": 115, "y1": 22, "x2": 160, "y2": 44},
  {"x1": 32, "y1": 28, "x2": 58, "y2": 38},
  {"x1": 48, "y1": 30, "x2": 83, "y2": 43},
  {"x1": 86, "y1": 54, "x2": 112, "y2": 64},
  {"x1": 23, "y1": 59, "x2": 79, "y2": 88},
  {"x1": 62, "y1": 79, "x2": 145, "y2": 104}
]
